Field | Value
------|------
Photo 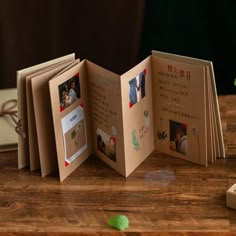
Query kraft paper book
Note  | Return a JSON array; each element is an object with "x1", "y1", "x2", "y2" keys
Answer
[
  {"x1": 17, "y1": 51, "x2": 225, "y2": 181},
  {"x1": 0, "y1": 88, "x2": 18, "y2": 152}
]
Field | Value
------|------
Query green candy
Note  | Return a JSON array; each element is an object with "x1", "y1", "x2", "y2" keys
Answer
[{"x1": 107, "y1": 214, "x2": 129, "y2": 231}]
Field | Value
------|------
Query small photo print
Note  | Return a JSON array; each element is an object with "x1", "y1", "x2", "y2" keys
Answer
[
  {"x1": 169, "y1": 120, "x2": 187, "y2": 155},
  {"x1": 129, "y1": 69, "x2": 146, "y2": 108},
  {"x1": 96, "y1": 128, "x2": 116, "y2": 162},
  {"x1": 58, "y1": 73, "x2": 81, "y2": 112},
  {"x1": 61, "y1": 105, "x2": 87, "y2": 166}
]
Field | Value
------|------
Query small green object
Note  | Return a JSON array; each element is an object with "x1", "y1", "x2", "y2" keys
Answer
[
  {"x1": 145, "y1": 117, "x2": 150, "y2": 127},
  {"x1": 71, "y1": 130, "x2": 76, "y2": 139},
  {"x1": 234, "y1": 78, "x2": 236, "y2": 87},
  {"x1": 144, "y1": 110, "x2": 148, "y2": 117},
  {"x1": 132, "y1": 130, "x2": 139, "y2": 151},
  {"x1": 107, "y1": 214, "x2": 129, "y2": 231}
]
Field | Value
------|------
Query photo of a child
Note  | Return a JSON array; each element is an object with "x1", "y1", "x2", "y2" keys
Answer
[
  {"x1": 58, "y1": 73, "x2": 81, "y2": 112},
  {"x1": 96, "y1": 128, "x2": 116, "y2": 162},
  {"x1": 128, "y1": 69, "x2": 146, "y2": 108},
  {"x1": 169, "y1": 120, "x2": 187, "y2": 155}
]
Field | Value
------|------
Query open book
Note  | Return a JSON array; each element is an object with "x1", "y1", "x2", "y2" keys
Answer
[{"x1": 17, "y1": 51, "x2": 225, "y2": 181}]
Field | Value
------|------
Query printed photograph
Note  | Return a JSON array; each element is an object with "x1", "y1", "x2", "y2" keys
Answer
[
  {"x1": 96, "y1": 128, "x2": 116, "y2": 162},
  {"x1": 169, "y1": 120, "x2": 187, "y2": 155},
  {"x1": 129, "y1": 69, "x2": 146, "y2": 108},
  {"x1": 61, "y1": 105, "x2": 87, "y2": 166},
  {"x1": 64, "y1": 119, "x2": 86, "y2": 162},
  {"x1": 58, "y1": 73, "x2": 81, "y2": 112}
]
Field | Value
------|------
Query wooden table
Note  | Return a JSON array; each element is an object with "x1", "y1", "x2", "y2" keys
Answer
[{"x1": 1, "y1": 96, "x2": 236, "y2": 236}]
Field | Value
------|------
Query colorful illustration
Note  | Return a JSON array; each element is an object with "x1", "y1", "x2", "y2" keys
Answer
[
  {"x1": 69, "y1": 121, "x2": 84, "y2": 147},
  {"x1": 64, "y1": 120, "x2": 86, "y2": 162},
  {"x1": 96, "y1": 128, "x2": 116, "y2": 162},
  {"x1": 129, "y1": 69, "x2": 146, "y2": 108},
  {"x1": 169, "y1": 120, "x2": 187, "y2": 155},
  {"x1": 131, "y1": 110, "x2": 151, "y2": 152},
  {"x1": 61, "y1": 105, "x2": 87, "y2": 166},
  {"x1": 58, "y1": 72, "x2": 81, "y2": 112},
  {"x1": 144, "y1": 110, "x2": 150, "y2": 127},
  {"x1": 132, "y1": 130, "x2": 139, "y2": 151}
]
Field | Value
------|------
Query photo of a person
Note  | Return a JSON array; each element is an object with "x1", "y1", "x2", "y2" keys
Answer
[
  {"x1": 59, "y1": 86, "x2": 72, "y2": 112},
  {"x1": 68, "y1": 79, "x2": 78, "y2": 103},
  {"x1": 169, "y1": 120, "x2": 187, "y2": 155},
  {"x1": 96, "y1": 128, "x2": 116, "y2": 162},
  {"x1": 129, "y1": 70, "x2": 146, "y2": 108},
  {"x1": 58, "y1": 73, "x2": 81, "y2": 112}
]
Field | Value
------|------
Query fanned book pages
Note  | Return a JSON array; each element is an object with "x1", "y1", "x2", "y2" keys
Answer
[{"x1": 16, "y1": 51, "x2": 225, "y2": 181}]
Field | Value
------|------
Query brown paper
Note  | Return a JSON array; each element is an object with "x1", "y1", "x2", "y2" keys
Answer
[
  {"x1": 17, "y1": 51, "x2": 225, "y2": 181},
  {"x1": 0, "y1": 88, "x2": 17, "y2": 152},
  {"x1": 17, "y1": 53, "x2": 76, "y2": 169}
]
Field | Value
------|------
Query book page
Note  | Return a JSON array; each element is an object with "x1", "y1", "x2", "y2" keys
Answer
[
  {"x1": 152, "y1": 55, "x2": 208, "y2": 166},
  {"x1": 26, "y1": 59, "x2": 74, "y2": 171},
  {"x1": 49, "y1": 60, "x2": 92, "y2": 181},
  {"x1": 205, "y1": 66, "x2": 215, "y2": 163},
  {"x1": 208, "y1": 63, "x2": 225, "y2": 158},
  {"x1": 86, "y1": 60, "x2": 125, "y2": 176},
  {"x1": 120, "y1": 56, "x2": 154, "y2": 177},
  {"x1": 17, "y1": 53, "x2": 75, "y2": 169},
  {"x1": 31, "y1": 61, "x2": 75, "y2": 175},
  {"x1": 152, "y1": 50, "x2": 225, "y2": 158}
]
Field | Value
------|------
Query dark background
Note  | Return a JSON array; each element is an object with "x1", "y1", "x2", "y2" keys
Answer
[{"x1": 0, "y1": 0, "x2": 235, "y2": 94}]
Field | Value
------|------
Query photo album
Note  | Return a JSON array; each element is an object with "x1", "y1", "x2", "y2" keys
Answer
[{"x1": 17, "y1": 51, "x2": 225, "y2": 181}]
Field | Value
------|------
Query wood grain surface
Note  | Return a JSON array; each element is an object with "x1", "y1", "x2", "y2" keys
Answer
[{"x1": 0, "y1": 96, "x2": 236, "y2": 235}]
